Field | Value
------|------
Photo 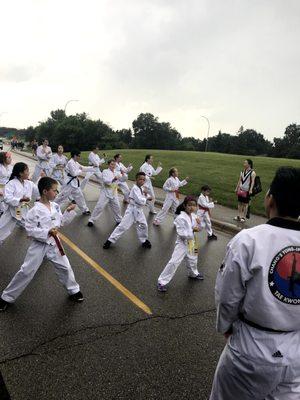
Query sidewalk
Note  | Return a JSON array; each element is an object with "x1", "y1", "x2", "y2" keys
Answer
[{"x1": 11, "y1": 149, "x2": 267, "y2": 234}]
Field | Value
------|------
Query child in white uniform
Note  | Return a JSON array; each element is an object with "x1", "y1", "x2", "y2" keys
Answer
[
  {"x1": 55, "y1": 150, "x2": 94, "y2": 215},
  {"x1": 103, "y1": 172, "x2": 152, "y2": 249},
  {"x1": 50, "y1": 145, "x2": 68, "y2": 185},
  {"x1": 114, "y1": 153, "x2": 133, "y2": 203},
  {"x1": 80, "y1": 146, "x2": 106, "y2": 190},
  {"x1": 153, "y1": 168, "x2": 188, "y2": 226},
  {"x1": 0, "y1": 177, "x2": 83, "y2": 311},
  {"x1": 139, "y1": 154, "x2": 162, "y2": 214},
  {"x1": 0, "y1": 162, "x2": 39, "y2": 245},
  {"x1": 157, "y1": 196, "x2": 203, "y2": 292},
  {"x1": 0, "y1": 151, "x2": 13, "y2": 214},
  {"x1": 87, "y1": 159, "x2": 127, "y2": 226},
  {"x1": 31, "y1": 139, "x2": 53, "y2": 182},
  {"x1": 197, "y1": 185, "x2": 217, "y2": 240}
]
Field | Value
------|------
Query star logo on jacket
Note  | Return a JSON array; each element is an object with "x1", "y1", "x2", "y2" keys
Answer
[{"x1": 268, "y1": 246, "x2": 300, "y2": 305}]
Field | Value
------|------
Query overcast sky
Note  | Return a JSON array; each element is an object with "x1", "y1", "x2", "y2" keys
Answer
[{"x1": 0, "y1": 0, "x2": 299, "y2": 141}]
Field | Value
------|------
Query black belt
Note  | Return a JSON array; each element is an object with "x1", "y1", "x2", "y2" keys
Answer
[
  {"x1": 239, "y1": 314, "x2": 292, "y2": 334},
  {"x1": 67, "y1": 173, "x2": 80, "y2": 187}
]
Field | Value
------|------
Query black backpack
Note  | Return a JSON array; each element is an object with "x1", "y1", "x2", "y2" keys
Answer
[{"x1": 252, "y1": 175, "x2": 262, "y2": 196}]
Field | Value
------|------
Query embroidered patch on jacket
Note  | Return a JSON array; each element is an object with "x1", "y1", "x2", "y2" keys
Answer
[{"x1": 268, "y1": 246, "x2": 300, "y2": 305}]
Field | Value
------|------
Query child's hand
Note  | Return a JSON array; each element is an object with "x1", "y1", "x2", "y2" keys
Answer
[
  {"x1": 158, "y1": 162, "x2": 162, "y2": 167},
  {"x1": 20, "y1": 197, "x2": 30, "y2": 202},
  {"x1": 49, "y1": 228, "x2": 58, "y2": 236},
  {"x1": 193, "y1": 227, "x2": 200, "y2": 232},
  {"x1": 214, "y1": 200, "x2": 218, "y2": 204},
  {"x1": 185, "y1": 176, "x2": 189, "y2": 181},
  {"x1": 66, "y1": 204, "x2": 76, "y2": 212},
  {"x1": 148, "y1": 197, "x2": 153, "y2": 201}
]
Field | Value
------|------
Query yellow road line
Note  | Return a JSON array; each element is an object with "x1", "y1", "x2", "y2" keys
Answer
[{"x1": 59, "y1": 233, "x2": 153, "y2": 315}]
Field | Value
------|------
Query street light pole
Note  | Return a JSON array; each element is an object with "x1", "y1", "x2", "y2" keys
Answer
[
  {"x1": 200, "y1": 115, "x2": 210, "y2": 152},
  {"x1": 64, "y1": 100, "x2": 79, "y2": 114}
]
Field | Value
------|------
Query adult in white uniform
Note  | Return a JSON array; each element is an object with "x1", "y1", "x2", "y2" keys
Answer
[
  {"x1": 0, "y1": 177, "x2": 84, "y2": 311},
  {"x1": 31, "y1": 139, "x2": 53, "y2": 182},
  {"x1": 0, "y1": 151, "x2": 13, "y2": 214},
  {"x1": 0, "y1": 162, "x2": 39, "y2": 245},
  {"x1": 114, "y1": 153, "x2": 133, "y2": 203},
  {"x1": 80, "y1": 146, "x2": 106, "y2": 190},
  {"x1": 87, "y1": 159, "x2": 126, "y2": 227},
  {"x1": 210, "y1": 166, "x2": 300, "y2": 400},
  {"x1": 103, "y1": 171, "x2": 152, "y2": 249},
  {"x1": 139, "y1": 154, "x2": 162, "y2": 214},
  {"x1": 55, "y1": 150, "x2": 93, "y2": 215},
  {"x1": 153, "y1": 167, "x2": 188, "y2": 226},
  {"x1": 157, "y1": 196, "x2": 203, "y2": 292},
  {"x1": 50, "y1": 145, "x2": 68, "y2": 185},
  {"x1": 197, "y1": 184, "x2": 218, "y2": 240}
]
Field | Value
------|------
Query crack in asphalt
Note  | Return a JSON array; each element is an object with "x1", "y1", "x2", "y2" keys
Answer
[{"x1": 0, "y1": 308, "x2": 216, "y2": 365}]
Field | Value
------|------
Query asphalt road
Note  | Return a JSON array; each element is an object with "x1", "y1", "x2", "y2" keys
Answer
[{"x1": 0, "y1": 150, "x2": 233, "y2": 400}]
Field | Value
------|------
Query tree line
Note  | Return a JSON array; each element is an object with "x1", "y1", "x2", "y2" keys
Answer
[{"x1": 0, "y1": 110, "x2": 299, "y2": 159}]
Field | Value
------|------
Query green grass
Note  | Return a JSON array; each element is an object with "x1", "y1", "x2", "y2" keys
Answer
[{"x1": 72, "y1": 149, "x2": 300, "y2": 216}]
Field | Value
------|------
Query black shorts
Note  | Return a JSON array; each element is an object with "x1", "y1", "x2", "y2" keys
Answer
[{"x1": 238, "y1": 194, "x2": 250, "y2": 204}]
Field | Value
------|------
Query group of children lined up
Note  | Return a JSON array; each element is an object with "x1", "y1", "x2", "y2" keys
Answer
[{"x1": 0, "y1": 141, "x2": 219, "y2": 311}]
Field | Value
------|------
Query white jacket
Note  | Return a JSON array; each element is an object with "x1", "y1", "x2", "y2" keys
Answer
[
  {"x1": 197, "y1": 194, "x2": 214, "y2": 216},
  {"x1": 163, "y1": 176, "x2": 187, "y2": 201},
  {"x1": 4, "y1": 178, "x2": 39, "y2": 219},
  {"x1": 36, "y1": 145, "x2": 52, "y2": 168},
  {"x1": 174, "y1": 211, "x2": 200, "y2": 242},
  {"x1": 139, "y1": 162, "x2": 162, "y2": 188},
  {"x1": 0, "y1": 164, "x2": 13, "y2": 186},
  {"x1": 88, "y1": 152, "x2": 105, "y2": 168},
  {"x1": 102, "y1": 168, "x2": 127, "y2": 199},
  {"x1": 65, "y1": 159, "x2": 94, "y2": 188}
]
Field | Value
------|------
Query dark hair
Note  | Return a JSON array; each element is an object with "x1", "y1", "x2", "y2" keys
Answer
[
  {"x1": 42, "y1": 138, "x2": 49, "y2": 143},
  {"x1": 0, "y1": 152, "x2": 9, "y2": 165},
  {"x1": 269, "y1": 167, "x2": 300, "y2": 218},
  {"x1": 38, "y1": 177, "x2": 58, "y2": 196},
  {"x1": 71, "y1": 150, "x2": 81, "y2": 158},
  {"x1": 169, "y1": 167, "x2": 177, "y2": 177},
  {"x1": 145, "y1": 154, "x2": 152, "y2": 162},
  {"x1": 114, "y1": 154, "x2": 121, "y2": 160},
  {"x1": 107, "y1": 159, "x2": 115, "y2": 165},
  {"x1": 201, "y1": 185, "x2": 211, "y2": 192},
  {"x1": 92, "y1": 144, "x2": 99, "y2": 150},
  {"x1": 136, "y1": 171, "x2": 146, "y2": 179},
  {"x1": 175, "y1": 195, "x2": 197, "y2": 215},
  {"x1": 246, "y1": 159, "x2": 253, "y2": 169},
  {"x1": 9, "y1": 162, "x2": 28, "y2": 181}
]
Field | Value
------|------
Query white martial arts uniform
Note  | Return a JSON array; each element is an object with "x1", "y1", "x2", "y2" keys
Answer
[
  {"x1": 55, "y1": 159, "x2": 93, "y2": 213},
  {"x1": 210, "y1": 218, "x2": 300, "y2": 400},
  {"x1": 154, "y1": 176, "x2": 187, "y2": 224},
  {"x1": 139, "y1": 162, "x2": 162, "y2": 213},
  {"x1": 32, "y1": 145, "x2": 53, "y2": 182},
  {"x1": 108, "y1": 184, "x2": 149, "y2": 244},
  {"x1": 158, "y1": 211, "x2": 201, "y2": 285},
  {"x1": 197, "y1": 193, "x2": 214, "y2": 236},
  {"x1": 115, "y1": 162, "x2": 133, "y2": 202},
  {"x1": 0, "y1": 164, "x2": 13, "y2": 214},
  {"x1": 1, "y1": 201, "x2": 80, "y2": 303},
  {"x1": 0, "y1": 178, "x2": 39, "y2": 245},
  {"x1": 88, "y1": 168, "x2": 126, "y2": 224},
  {"x1": 80, "y1": 152, "x2": 105, "y2": 190},
  {"x1": 50, "y1": 153, "x2": 68, "y2": 185}
]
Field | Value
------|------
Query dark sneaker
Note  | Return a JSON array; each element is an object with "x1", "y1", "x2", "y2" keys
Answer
[
  {"x1": 142, "y1": 240, "x2": 152, "y2": 249},
  {"x1": 82, "y1": 210, "x2": 91, "y2": 215},
  {"x1": 208, "y1": 234, "x2": 218, "y2": 240},
  {"x1": 233, "y1": 216, "x2": 240, "y2": 221},
  {"x1": 71, "y1": 200, "x2": 76, "y2": 204},
  {"x1": 157, "y1": 283, "x2": 167, "y2": 292},
  {"x1": 103, "y1": 240, "x2": 112, "y2": 249},
  {"x1": 189, "y1": 273, "x2": 204, "y2": 280},
  {"x1": 0, "y1": 298, "x2": 10, "y2": 311},
  {"x1": 69, "y1": 291, "x2": 84, "y2": 302},
  {"x1": 87, "y1": 221, "x2": 94, "y2": 227}
]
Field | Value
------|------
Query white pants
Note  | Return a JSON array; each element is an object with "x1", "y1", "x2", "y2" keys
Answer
[
  {"x1": 201, "y1": 212, "x2": 213, "y2": 236},
  {"x1": 0, "y1": 211, "x2": 18, "y2": 245},
  {"x1": 109, "y1": 205, "x2": 148, "y2": 244},
  {"x1": 118, "y1": 181, "x2": 131, "y2": 202},
  {"x1": 55, "y1": 184, "x2": 89, "y2": 212},
  {"x1": 145, "y1": 182, "x2": 156, "y2": 213},
  {"x1": 89, "y1": 191, "x2": 122, "y2": 224},
  {"x1": 154, "y1": 197, "x2": 178, "y2": 224},
  {"x1": 1, "y1": 241, "x2": 80, "y2": 303},
  {"x1": 80, "y1": 170, "x2": 103, "y2": 191},
  {"x1": 32, "y1": 164, "x2": 52, "y2": 183},
  {"x1": 210, "y1": 344, "x2": 300, "y2": 400},
  {"x1": 158, "y1": 240, "x2": 199, "y2": 285}
]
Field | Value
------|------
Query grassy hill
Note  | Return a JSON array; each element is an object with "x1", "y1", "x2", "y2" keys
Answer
[{"x1": 76, "y1": 149, "x2": 300, "y2": 216}]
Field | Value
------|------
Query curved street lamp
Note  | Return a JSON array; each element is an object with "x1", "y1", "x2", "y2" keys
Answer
[
  {"x1": 64, "y1": 99, "x2": 79, "y2": 114},
  {"x1": 200, "y1": 115, "x2": 210, "y2": 152}
]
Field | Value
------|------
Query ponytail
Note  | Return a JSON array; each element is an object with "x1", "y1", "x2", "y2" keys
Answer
[{"x1": 9, "y1": 162, "x2": 28, "y2": 181}]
